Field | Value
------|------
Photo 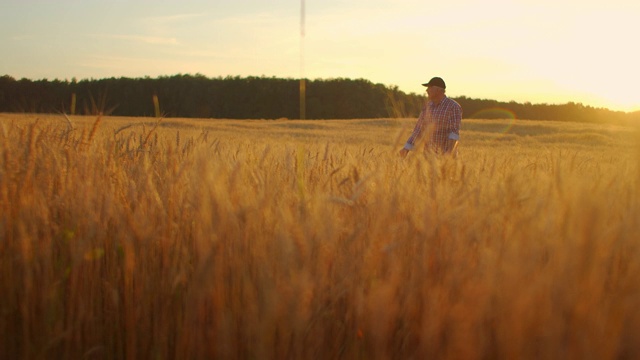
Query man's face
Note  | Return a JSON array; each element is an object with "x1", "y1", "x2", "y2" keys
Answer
[{"x1": 426, "y1": 86, "x2": 443, "y2": 100}]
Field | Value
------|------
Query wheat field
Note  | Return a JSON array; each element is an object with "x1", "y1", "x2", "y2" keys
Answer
[{"x1": 1, "y1": 113, "x2": 639, "y2": 359}]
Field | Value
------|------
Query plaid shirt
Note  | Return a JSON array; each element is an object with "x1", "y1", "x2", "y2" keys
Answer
[{"x1": 404, "y1": 96, "x2": 462, "y2": 153}]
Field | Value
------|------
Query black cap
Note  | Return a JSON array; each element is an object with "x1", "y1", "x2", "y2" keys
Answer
[{"x1": 422, "y1": 77, "x2": 446, "y2": 89}]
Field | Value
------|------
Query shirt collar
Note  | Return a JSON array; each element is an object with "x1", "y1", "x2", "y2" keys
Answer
[{"x1": 430, "y1": 95, "x2": 447, "y2": 107}]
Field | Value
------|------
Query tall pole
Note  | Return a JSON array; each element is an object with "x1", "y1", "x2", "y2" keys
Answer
[{"x1": 299, "y1": 0, "x2": 306, "y2": 120}]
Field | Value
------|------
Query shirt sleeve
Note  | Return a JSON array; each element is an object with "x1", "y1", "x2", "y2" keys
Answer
[
  {"x1": 404, "y1": 108, "x2": 428, "y2": 150},
  {"x1": 447, "y1": 101, "x2": 462, "y2": 138}
]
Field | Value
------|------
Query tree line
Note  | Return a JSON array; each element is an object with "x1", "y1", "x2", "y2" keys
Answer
[{"x1": 0, "y1": 74, "x2": 637, "y2": 124}]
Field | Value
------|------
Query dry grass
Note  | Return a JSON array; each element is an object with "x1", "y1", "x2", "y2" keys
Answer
[{"x1": 1, "y1": 113, "x2": 640, "y2": 359}]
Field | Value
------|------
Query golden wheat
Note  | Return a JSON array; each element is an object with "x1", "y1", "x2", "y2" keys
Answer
[{"x1": 1, "y1": 113, "x2": 639, "y2": 359}]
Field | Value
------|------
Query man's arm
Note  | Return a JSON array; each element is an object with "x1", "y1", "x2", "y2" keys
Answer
[
  {"x1": 443, "y1": 102, "x2": 462, "y2": 154},
  {"x1": 399, "y1": 108, "x2": 427, "y2": 156},
  {"x1": 448, "y1": 101, "x2": 462, "y2": 139}
]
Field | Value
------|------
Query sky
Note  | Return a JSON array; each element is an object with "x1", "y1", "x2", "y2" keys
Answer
[{"x1": 1, "y1": 0, "x2": 639, "y2": 113}]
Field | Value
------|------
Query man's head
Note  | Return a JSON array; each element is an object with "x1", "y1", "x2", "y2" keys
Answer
[
  {"x1": 422, "y1": 77, "x2": 446, "y2": 102},
  {"x1": 422, "y1": 77, "x2": 446, "y2": 89}
]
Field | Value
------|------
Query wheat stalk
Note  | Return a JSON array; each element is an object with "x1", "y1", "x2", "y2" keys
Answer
[{"x1": 84, "y1": 114, "x2": 102, "y2": 148}]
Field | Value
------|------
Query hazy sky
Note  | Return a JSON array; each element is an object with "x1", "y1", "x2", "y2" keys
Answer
[{"x1": 1, "y1": 0, "x2": 638, "y2": 112}]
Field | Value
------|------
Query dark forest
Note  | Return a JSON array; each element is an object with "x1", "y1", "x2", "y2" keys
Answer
[{"x1": 1, "y1": 74, "x2": 637, "y2": 125}]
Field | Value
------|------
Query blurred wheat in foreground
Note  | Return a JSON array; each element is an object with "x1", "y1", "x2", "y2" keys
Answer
[{"x1": 1, "y1": 114, "x2": 640, "y2": 359}]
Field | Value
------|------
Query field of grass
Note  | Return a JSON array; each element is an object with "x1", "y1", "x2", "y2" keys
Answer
[{"x1": 1, "y1": 113, "x2": 639, "y2": 359}]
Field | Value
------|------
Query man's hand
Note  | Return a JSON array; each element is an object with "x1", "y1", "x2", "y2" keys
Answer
[{"x1": 444, "y1": 139, "x2": 459, "y2": 154}]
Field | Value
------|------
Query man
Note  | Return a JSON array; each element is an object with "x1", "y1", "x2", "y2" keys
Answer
[{"x1": 399, "y1": 77, "x2": 462, "y2": 157}]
